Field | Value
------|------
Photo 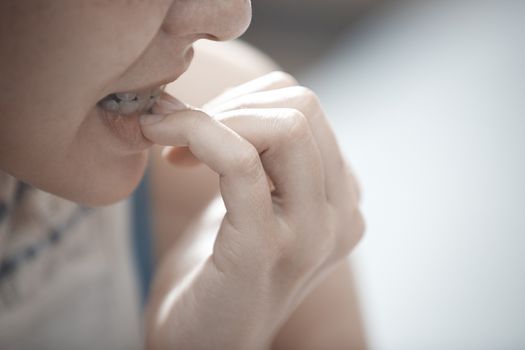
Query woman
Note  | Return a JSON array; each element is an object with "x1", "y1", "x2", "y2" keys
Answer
[{"x1": 0, "y1": 1, "x2": 366, "y2": 349}]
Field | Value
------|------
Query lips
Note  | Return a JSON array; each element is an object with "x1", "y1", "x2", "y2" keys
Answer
[
  {"x1": 95, "y1": 83, "x2": 164, "y2": 152},
  {"x1": 96, "y1": 46, "x2": 194, "y2": 153},
  {"x1": 98, "y1": 85, "x2": 165, "y2": 116},
  {"x1": 96, "y1": 105, "x2": 152, "y2": 153}
]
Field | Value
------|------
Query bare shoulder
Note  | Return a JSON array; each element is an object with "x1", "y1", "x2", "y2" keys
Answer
[
  {"x1": 149, "y1": 40, "x2": 278, "y2": 260},
  {"x1": 165, "y1": 39, "x2": 278, "y2": 107}
]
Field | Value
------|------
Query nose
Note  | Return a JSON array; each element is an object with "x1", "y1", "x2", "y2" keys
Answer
[{"x1": 162, "y1": 0, "x2": 252, "y2": 42}]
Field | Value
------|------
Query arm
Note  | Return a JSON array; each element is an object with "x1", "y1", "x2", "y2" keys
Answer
[
  {"x1": 148, "y1": 40, "x2": 367, "y2": 349},
  {"x1": 271, "y1": 260, "x2": 368, "y2": 349},
  {"x1": 151, "y1": 194, "x2": 367, "y2": 350}
]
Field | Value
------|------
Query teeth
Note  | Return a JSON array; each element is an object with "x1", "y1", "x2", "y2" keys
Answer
[
  {"x1": 134, "y1": 98, "x2": 147, "y2": 112},
  {"x1": 116, "y1": 92, "x2": 138, "y2": 101},
  {"x1": 118, "y1": 100, "x2": 140, "y2": 114},
  {"x1": 144, "y1": 98, "x2": 156, "y2": 111},
  {"x1": 100, "y1": 98, "x2": 120, "y2": 112},
  {"x1": 135, "y1": 89, "x2": 152, "y2": 101},
  {"x1": 151, "y1": 89, "x2": 162, "y2": 99},
  {"x1": 99, "y1": 85, "x2": 165, "y2": 115}
]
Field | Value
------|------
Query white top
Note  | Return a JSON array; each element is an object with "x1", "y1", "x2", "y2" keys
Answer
[{"x1": 0, "y1": 171, "x2": 143, "y2": 350}]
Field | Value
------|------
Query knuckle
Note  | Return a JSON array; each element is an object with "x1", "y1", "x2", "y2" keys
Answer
[
  {"x1": 347, "y1": 169, "x2": 362, "y2": 203},
  {"x1": 269, "y1": 71, "x2": 298, "y2": 86},
  {"x1": 293, "y1": 86, "x2": 321, "y2": 110},
  {"x1": 230, "y1": 144, "x2": 262, "y2": 178},
  {"x1": 281, "y1": 109, "x2": 311, "y2": 141},
  {"x1": 272, "y1": 215, "x2": 333, "y2": 277},
  {"x1": 275, "y1": 232, "x2": 297, "y2": 261},
  {"x1": 338, "y1": 167, "x2": 360, "y2": 204},
  {"x1": 296, "y1": 85, "x2": 317, "y2": 100},
  {"x1": 187, "y1": 110, "x2": 208, "y2": 134},
  {"x1": 271, "y1": 227, "x2": 311, "y2": 276},
  {"x1": 353, "y1": 209, "x2": 366, "y2": 244},
  {"x1": 321, "y1": 208, "x2": 340, "y2": 257},
  {"x1": 335, "y1": 208, "x2": 365, "y2": 259}
]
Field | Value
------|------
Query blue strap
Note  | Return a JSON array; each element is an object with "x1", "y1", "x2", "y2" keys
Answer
[{"x1": 131, "y1": 170, "x2": 154, "y2": 306}]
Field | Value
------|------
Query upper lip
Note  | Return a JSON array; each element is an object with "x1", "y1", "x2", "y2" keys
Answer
[
  {"x1": 107, "y1": 74, "x2": 178, "y2": 98},
  {"x1": 97, "y1": 73, "x2": 179, "y2": 104},
  {"x1": 128, "y1": 73, "x2": 180, "y2": 93},
  {"x1": 98, "y1": 71, "x2": 182, "y2": 108},
  {"x1": 106, "y1": 47, "x2": 194, "y2": 96}
]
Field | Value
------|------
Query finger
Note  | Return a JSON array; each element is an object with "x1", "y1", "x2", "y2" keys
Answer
[
  {"x1": 166, "y1": 71, "x2": 297, "y2": 167},
  {"x1": 152, "y1": 94, "x2": 204, "y2": 167},
  {"x1": 203, "y1": 71, "x2": 298, "y2": 111},
  {"x1": 206, "y1": 86, "x2": 346, "y2": 203},
  {"x1": 140, "y1": 109, "x2": 274, "y2": 233},
  {"x1": 161, "y1": 146, "x2": 276, "y2": 192},
  {"x1": 204, "y1": 108, "x2": 326, "y2": 219},
  {"x1": 153, "y1": 92, "x2": 326, "y2": 215},
  {"x1": 345, "y1": 163, "x2": 362, "y2": 203},
  {"x1": 161, "y1": 146, "x2": 202, "y2": 167}
]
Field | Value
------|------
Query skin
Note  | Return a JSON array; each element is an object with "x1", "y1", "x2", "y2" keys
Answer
[
  {"x1": 0, "y1": 0, "x2": 251, "y2": 205},
  {"x1": 143, "y1": 71, "x2": 365, "y2": 349},
  {"x1": 0, "y1": 1, "x2": 366, "y2": 349}
]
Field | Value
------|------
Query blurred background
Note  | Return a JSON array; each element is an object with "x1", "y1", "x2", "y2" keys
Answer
[{"x1": 243, "y1": 0, "x2": 525, "y2": 349}]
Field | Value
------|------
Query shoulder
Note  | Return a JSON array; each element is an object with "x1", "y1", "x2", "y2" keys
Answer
[{"x1": 165, "y1": 39, "x2": 279, "y2": 107}]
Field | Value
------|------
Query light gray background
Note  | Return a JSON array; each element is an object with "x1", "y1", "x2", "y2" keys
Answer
[{"x1": 299, "y1": 1, "x2": 525, "y2": 348}]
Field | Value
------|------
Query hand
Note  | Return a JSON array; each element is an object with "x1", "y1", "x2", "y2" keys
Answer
[{"x1": 141, "y1": 71, "x2": 364, "y2": 350}]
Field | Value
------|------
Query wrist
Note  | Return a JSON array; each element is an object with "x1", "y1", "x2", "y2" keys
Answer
[{"x1": 146, "y1": 258, "x2": 273, "y2": 350}]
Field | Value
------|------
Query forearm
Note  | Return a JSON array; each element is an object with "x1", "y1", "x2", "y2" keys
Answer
[
  {"x1": 149, "y1": 197, "x2": 367, "y2": 350},
  {"x1": 271, "y1": 260, "x2": 368, "y2": 350},
  {"x1": 146, "y1": 256, "x2": 275, "y2": 350},
  {"x1": 146, "y1": 201, "x2": 277, "y2": 350}
]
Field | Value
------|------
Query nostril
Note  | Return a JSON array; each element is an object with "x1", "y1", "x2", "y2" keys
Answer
[
  {"x1": 192, "y1": 33, "x2": 220, "y2": 42},
  {"x1": 161, "y1": 0, "x2": 252, "y2": 42},
  {"x1": 203, "y1": 33, "x2": 219, "y2": 42}
]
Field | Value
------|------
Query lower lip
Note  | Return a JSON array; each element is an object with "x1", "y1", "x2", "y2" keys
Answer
[
  {"x1": 96, "y1": 47, "x2": 194, "y2": 153},
  {"x1": 97, "y1": 107, "x2": 153, "y2": 153}
]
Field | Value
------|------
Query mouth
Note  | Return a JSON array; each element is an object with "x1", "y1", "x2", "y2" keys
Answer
[
  {"x1": 96, "y1": 82, "x2": 171, "y2": 154},
  {"x1": 98, "y1": 46, "x2": 194, "y2": 116},
  {"x1": 95, "y1": 47, "x2": 194, "y2": 153},
  {"x1": 98, "y1": 85, "x2": 165, "y2": 116}
]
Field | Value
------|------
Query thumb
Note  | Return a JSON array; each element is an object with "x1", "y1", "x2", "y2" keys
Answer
[
  {"x1": 162, "y1": 146, "x2": 202, "y2": 167},
  {"x1": 151, "y1": 93, "x2": 202, "y2": 167}
]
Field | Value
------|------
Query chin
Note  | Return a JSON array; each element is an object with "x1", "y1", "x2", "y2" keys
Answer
[
  {"x1": 77, "y1": 179, "x2": 142, "y2": 207},
  {"x1": 38, "y1": 152, "x2": 150, "y2": 208},
  {"x1": 83, "y1": 153, "x2": 149, "y2": 207}
]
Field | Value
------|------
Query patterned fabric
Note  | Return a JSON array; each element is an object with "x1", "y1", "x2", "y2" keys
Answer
[
  {"x1": 0, "y1": 171, "x2": 143, "y2": 350},
  {"x1": 130, "y1": 169, "x2": 154, "y2": 305}
]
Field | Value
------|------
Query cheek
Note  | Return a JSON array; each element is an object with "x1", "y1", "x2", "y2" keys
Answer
[
  {"x1": 0, "y1": 105, "x2": 150, "y2": 206},
  {"x1": 43, "y1": 108, "x2": 151, "y2": 206},
  {"x1": 62, "y1": 151, "x2": 149, "y2": 207},
  {"x1": 0, "y1": 2, "x2": 168, "y2": 205},
  {"x1": 36, "y1": 142, "x2": 150, "y2": 207},
  {"x1": 0, "y1": 0, "x2": 171, "y2": 206}
]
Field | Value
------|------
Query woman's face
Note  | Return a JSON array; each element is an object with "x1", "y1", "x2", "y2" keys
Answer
[{"x1": 0, "y1": 0, "x2": 251, "y2": 206}]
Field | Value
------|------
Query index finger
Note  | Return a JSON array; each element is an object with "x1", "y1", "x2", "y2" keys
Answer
[
  {"x1": 140, "y1": 110, "x2": 274, "y2": 234},
  {"x1": 203, "y1": 71, "x2": 298, "y2": 111}
]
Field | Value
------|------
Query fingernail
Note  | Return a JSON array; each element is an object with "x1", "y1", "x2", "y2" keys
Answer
[
  {"x1": 154, "y1": 95, "x2": 187, "y2": 114},
  {"x1": 139, "y1": 114, "x2": 167, "y2": 125}
]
